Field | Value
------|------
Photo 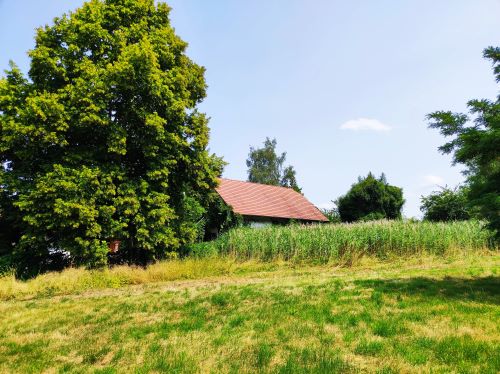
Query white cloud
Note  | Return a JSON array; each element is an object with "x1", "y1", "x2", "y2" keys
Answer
[
  {"x1": 339, "y1": 118, "x2": 392, "y2": 132},
  {"x1": 422, "y1": 175, "x2": 445, "y2": 187}
]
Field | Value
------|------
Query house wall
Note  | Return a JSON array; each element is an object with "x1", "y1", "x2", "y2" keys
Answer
[
  {"x1": 206, "y1": 215, "x2": 325, "y2": 241},
  {"x1": 242, "y1": 215, "x2": 326, "y2": 226},
  {"x1": 242, "y1": 215, "x2": 290, "y2": 227},
  {"x1": 248, "y1": 221, "x2": 272, "y2": 228}
]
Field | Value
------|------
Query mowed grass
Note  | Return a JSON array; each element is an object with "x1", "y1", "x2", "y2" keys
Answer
[{"x1": 0, "y1": 254, "x2": 499, "y2": 373}]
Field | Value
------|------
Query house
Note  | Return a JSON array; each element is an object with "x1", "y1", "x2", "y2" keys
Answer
[{"x1": 215, "y1": 178, "x2": 328, "y2": 227}]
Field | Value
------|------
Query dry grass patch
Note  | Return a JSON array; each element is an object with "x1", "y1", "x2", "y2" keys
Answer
[{"x1": 0, "y1": 258, "x2": 283, "y2": 301}]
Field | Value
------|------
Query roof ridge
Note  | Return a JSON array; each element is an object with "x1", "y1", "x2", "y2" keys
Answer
[{"x1": 218, "y1": 178, "x2": 301, "y2": 194}]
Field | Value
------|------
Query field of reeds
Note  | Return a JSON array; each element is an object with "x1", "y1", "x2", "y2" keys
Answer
[{"x1": 189, "y1": 220, "x2": 496, "y2": 263}]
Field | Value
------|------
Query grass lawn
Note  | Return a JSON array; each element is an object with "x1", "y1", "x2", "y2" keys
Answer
[{"x1": 0, "y1": 254, "x2": 499, "y2": 373}]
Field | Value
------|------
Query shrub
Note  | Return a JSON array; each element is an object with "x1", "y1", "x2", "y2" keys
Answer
[
  {"x1": 420, "y1": 186, "x2": 471, "y2": 221},
  {"x1": 336, "y1": 173, "x2": 404, "y2": 222}
]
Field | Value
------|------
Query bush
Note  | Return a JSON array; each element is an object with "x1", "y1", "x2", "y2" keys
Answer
[
  {"x1": 336, "y1": 173, "x2": 404, "y2": 222},
  {"x1": 320, "y1": 207, "x2": 341, "y2": 223},
  {"x1": 420, "y1": 186, "x2": 471, "y2": 221}
]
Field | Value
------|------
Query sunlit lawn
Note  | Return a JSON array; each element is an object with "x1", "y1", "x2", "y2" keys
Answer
[{"x1": 0, "y1": 254, "x2": 499, "y2": 373}]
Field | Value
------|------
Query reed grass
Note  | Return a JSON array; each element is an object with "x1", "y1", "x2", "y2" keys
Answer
[{"x1": 189, "y1": 220, "x2": 496, "y2": 263}]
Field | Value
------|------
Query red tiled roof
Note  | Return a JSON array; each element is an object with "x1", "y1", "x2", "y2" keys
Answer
[{"x1": 216, "y1": 178, "x2": 328, "y2": 222}]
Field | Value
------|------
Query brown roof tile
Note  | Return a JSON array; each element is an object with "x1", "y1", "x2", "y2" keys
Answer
[{"x1": 216, "y1": 178, "x2": 328, "y2": 222}]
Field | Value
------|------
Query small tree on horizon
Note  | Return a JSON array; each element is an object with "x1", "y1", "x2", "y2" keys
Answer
[
  {"x1": 246, "y1": 137, "x2": 302, "y2": 192},
  {"x1": 336, "y1": 173, "x2": 404, "y2": 222},
  {"x1": 420, "y1": 185, "x2": 472, "y2": 222}
]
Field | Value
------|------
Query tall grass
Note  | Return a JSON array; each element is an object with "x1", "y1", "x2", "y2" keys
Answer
[
  {"x1": 190, "y1": 220, "x2": 496, "y2": 263},
  {"x1": 0, "y1": 258, "x2": 276, "y2": 301}
]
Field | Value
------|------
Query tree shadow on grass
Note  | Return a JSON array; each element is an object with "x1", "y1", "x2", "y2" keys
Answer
[{"x1": 355, "y1": 276, "x2": 500, "y2": 305}]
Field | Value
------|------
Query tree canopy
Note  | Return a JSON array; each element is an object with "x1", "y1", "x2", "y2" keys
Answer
[
  {"x1": 336, "y1": 173, "x2": 404, "y2": 222},
  {"x1": 427, "y1": 46, "x2": 499, "y2": 237},
  {"x1": 246, "y1": 137, "x2": 301, "y2": 192},
  {"x1": 0, "y1": 0, "x2": 222, "y2": 273},
  {"x1": 420, "y1": 186, "x2": 471, "y2": 222}
]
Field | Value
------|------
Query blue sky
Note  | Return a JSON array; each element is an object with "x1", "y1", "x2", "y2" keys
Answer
[{"x1": 1, "y1": 0, "x2": 499, "y2": 217}]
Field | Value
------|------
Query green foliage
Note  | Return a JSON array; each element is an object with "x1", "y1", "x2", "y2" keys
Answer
[
  {"x1": 246, "y1": 137, "x2": 301, "y2": 192},
  {"x1": 420, "y1": 186, "x2": 471, "y2": 221},
  {"x1": 203, "y1": 194, "x2": 242, "y2": 239},
  {"x1": 320, "y1": 206, "x2": 341, "y2": 223},
  {"x1": 336, "y1": 173, "x2": 404, "y2": 222},
  {"x1": 427, "y1": 46, "x2": 500, "y2": 237},
  {"x1": 0, "y1": 0, "x2": 221, "y2": 272},
  {"x1": 0, "y1": 254, "x2": 14, "y2": 276},
  {"x1": 188, "y1": 220, "x2": 496, "y2": 263}
]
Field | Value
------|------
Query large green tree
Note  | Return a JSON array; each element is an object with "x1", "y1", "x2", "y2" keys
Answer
[
  {"x1": 0, "y1": 0, "x2": 222, "y2": 271},
  {"x1": 420, "y1": 186, "x2": 471, "y2": 222},
  {"x1": 246, "y1": 137, "x2": 301, "y2": 192},
  {"x1": 427, "y1": 46, "x2": 499, "y2": 237},
  {"x1": 336, "y1": 173, "x2": 404, "y2": 222}
]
